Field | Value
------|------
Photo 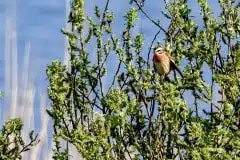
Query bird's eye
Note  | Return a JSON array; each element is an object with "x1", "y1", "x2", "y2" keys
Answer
[
  {"x1": 156, "y1": 51, "x2": 163, "y2": 55},
  {"x1": 155, "y1": 48, "x2": 163, "y2": 54}
]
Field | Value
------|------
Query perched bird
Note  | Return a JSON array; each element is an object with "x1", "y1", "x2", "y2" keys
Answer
[{"x1": 153, "y1": 44, "x2": 183, "y2": 79}]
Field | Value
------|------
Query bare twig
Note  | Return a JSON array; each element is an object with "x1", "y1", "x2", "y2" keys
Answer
[
  {"x1": 132, "y1": 0, "x2": 167, "y2": 33},
  {"x1": 147, "y1": 29, "x2": 161, "y2": 68}
]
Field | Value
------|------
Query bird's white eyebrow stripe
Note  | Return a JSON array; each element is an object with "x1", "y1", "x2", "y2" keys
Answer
[{"x1": 155, "y1": 48, "x2": 162, "y2": 52}]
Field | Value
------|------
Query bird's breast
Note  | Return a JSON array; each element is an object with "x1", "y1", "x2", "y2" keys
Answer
[{"x1": 154, "y1": 59, "x2": 170, "y2": 75}]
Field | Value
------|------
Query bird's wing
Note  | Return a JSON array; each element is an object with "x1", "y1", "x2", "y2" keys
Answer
[
  {"x1": 165, "y1": 51, "x2": 184, "y2": 77},
  {"x1": 169, "y1": 58, "x2": 184, "y2": 77}
]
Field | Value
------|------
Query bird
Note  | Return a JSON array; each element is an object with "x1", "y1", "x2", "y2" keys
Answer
[{"x1": 153, "y1": 44, "x2": 183, "y2": 80}]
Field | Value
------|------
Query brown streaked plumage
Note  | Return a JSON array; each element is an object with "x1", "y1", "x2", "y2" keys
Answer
[{"x1": 153, "y1": 46, "x2": 183, "y2": 78}]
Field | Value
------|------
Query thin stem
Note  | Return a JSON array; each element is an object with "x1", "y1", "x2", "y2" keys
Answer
[
  {"x1": 147, "y1": 29, "x2": 161, "y2": 68},
  {"x1": 132, "y1": 0, "x2": 167, "y2": 33}
]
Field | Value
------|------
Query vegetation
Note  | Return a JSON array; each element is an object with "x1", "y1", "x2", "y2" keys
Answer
[
  {"x1": 46, "y1": 0, "x2": 240, "y2": 159},
  {"x1": 2, "y1": 0, "x2": 240, "y2": 159},
  {"x1": 0, "y1": 118, "x2": 39, "y2": 160}
]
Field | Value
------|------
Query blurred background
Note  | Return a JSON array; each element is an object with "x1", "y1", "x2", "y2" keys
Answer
[{"x1": 0, "y1": 0, "x2": 66, "y2": 159}]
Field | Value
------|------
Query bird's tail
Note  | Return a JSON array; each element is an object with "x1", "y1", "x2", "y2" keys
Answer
[
  {"x1": 164, "y1": 76, "x2": 171, "y2": 82},
  {"x1": 175, "y1": 66, "x2": 184, "y2": 78}
]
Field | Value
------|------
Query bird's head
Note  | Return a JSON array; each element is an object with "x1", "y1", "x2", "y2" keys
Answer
[
  {"x1": 153, "y1": 43, "x2": 165, "y2": 63},
  {"x1": 153, "y1": 43, "x2": 165, "y2": 55}
]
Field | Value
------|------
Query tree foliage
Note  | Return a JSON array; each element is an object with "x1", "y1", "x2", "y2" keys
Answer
[
  {"x1": 0, "y1": 118, "x2": 39, "y2": 160},
  {"x1": 47, "y1": 0, "x2": 240, "y2": 159}
]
